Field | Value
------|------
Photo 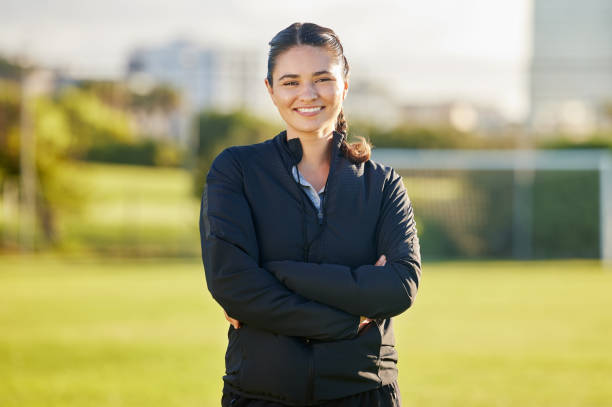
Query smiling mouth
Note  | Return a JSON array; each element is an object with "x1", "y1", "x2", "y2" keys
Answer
[{"x1": 294, "y1": 106, "x2": 325, "y2": 115}]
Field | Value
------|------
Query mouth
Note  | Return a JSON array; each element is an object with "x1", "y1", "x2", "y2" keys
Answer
[{"x1": 293, "y1": 106, "x2": 325, "y2": 116}]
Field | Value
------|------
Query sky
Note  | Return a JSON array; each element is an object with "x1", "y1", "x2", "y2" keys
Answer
[{"x1": 0, "y1": 0, "x2": 532, "y2": 121}]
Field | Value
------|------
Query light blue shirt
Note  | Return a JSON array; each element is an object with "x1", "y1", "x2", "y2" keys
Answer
[{"x1": 291, "y1": 165, "x2": 325, "y2": 222}]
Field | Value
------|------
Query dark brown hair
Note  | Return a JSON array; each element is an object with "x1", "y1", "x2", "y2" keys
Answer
[{"x1": 267, "y1": 22, "x2": 371, "y2": 164}]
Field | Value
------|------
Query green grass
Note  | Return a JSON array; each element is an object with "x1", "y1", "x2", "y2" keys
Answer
[
  {"x1": 395, "y1": 260, "x2": 612, "y2": 407},
  {"x1": 1, "y1": 257, "x2": 611, "y2": 406},
  {"x1": 60, "y1": 163, "x2": 202, "y2": 256},
  {"x1": 1, "y1": 162, "x2": 202, "y2": 256}
]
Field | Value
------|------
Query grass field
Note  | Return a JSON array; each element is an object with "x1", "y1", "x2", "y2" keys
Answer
[
  {"x1": 1, "y1": 163, "x2": 201, "y2": 256},
  {"x1": 1, "y1": 256, "x2": 611, "y2": 406}
]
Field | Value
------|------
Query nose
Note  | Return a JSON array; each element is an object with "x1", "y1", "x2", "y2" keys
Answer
[{"x1": 298, "y1": 81, "x2": 317, "y2": 101}]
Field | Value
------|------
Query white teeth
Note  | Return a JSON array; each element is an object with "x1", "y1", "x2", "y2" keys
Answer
[{"x1": 296, "y1": 107, "x2": 322, "y2": 113}]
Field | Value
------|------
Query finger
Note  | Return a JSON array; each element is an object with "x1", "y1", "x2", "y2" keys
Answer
[
  {"x1": 225, "y1": 311, "x2": 241, "y2": 328},
  {"x1": 358, "y1": 318, "x2": 371, "y2": 327},
  {"x1": 358, "y1": 319, "x2": 372, "y2": 333},
  {"x1": 375, "y1": 254, "x2": 386, "y2": 266}
]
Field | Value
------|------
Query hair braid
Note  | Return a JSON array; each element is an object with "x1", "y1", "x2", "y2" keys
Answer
[{"x1": 335, "y1": 108, "x2": 348, "y2": 135}]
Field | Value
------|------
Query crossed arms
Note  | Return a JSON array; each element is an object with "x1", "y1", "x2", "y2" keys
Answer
[{"x1": 200, "y1": 147, "x2": 421, "y2": 341}]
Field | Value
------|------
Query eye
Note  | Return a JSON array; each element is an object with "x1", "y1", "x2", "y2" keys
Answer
[
  {"x1": 316, "y1": 78, "x2": 332, "y2": 83},
  {"x1": 283, "y1": 81, "x2": 298, "y2": 86}
]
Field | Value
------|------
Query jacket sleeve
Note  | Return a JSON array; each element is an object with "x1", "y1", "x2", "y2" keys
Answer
[
  {"x1": 200, "y1": 147, "x2": 360, "y2": 341},
  {"x1": 263, "y1": 167, "x2": 421, "y2": 320}
]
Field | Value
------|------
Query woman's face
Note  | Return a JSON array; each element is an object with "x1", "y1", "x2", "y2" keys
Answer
[{"x1": 265, "y1": 45, "x2": 348, "y2": 137}]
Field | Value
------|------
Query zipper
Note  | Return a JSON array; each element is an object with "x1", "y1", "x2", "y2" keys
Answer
[
  {"x1": 304, "y1": 147, "x2": 337, "y2": 403},
  {"x1": 295, "y1": 179, "x2": 324, "y2": 224},
  {"x1": 302, "y1": 139, "x2": 338, "y2": 257},
  {"x1": 275, "y1": 130, "x2": 345, "y2": 403},
  {"x1": 288, "y1": 133, "x2": 340, "y2": 261}
]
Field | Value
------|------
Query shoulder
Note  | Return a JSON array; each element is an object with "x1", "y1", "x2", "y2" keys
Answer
[
  {"x1": 361, "y1": 156, "x2": 408, "y2": 204},
  {"x1": 361, "y1": 156, "x2": 401, "y2": 185},
  {"x1": 212, "y1": 140, "x2": 272, "y2": 164},
  {"x1": 209, "y1": 138, "x2": 276, "y2": 177}
]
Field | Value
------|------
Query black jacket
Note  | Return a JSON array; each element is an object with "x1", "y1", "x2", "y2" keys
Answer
[{"x1": 199, "y1": 129, "x2": 422, "y2": 406}]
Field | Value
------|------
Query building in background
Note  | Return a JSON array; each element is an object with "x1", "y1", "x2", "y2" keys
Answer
[
  {"x1": 125, "y1": 38, "x2": 513, "y2": 142},
  {"x1": 342, "y1": 78, "x2": 402, "y2": 129},
  {"x1": 399, "y1": 101, "x2": 508, "y2": 134},
  {"x1": 340, "y1": 78, "x2": 509, "y2": 134},
  {"x1": 529, "y1": 0, "x2": 612, "y2": 136},
  {"x1": 126, "y1": 39, "x2": 270, "y2": 144}
]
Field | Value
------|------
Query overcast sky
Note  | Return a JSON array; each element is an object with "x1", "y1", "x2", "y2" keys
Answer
[{"x1": 0, "y1": 0, "x2": 532, "y2": 121}]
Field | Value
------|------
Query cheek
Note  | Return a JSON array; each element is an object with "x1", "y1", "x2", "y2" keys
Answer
[
  {"x1": 320, "y1": 85, "x2": 343, "y2": 103},
  {"x1": 274, "y1": 89, "x2": 296, "y2": 107}
]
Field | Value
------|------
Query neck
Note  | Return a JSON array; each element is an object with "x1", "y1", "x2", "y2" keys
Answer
[{"x1": 286, "y1": 126, "x2": 335, "y2": 169}]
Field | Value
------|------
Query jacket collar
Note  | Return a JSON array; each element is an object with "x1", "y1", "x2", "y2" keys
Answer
[{"x1": 274, "y1": 129, "x2": 347, "y2": 167}]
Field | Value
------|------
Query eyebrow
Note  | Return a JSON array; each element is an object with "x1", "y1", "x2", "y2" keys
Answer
[{"x1": 277, "y1": 70, "x2": 333, "y2": 82}]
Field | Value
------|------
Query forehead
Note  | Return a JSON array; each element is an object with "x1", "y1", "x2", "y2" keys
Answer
[{"x1": 273, "y1": 45, "x2": 342, "y2": 77}]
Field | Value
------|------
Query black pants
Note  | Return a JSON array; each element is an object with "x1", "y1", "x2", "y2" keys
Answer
[{"x1": 221, "y1": 381, "x2": 402, "y2": 407}]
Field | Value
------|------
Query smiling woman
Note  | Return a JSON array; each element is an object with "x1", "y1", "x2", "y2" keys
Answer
[
  {"x1": 264, "y1": 24, "x2": 370, "y2": 169},
  {"x1": 200, "y1": 22, "x2": 420, "y2": 407},
  {"x1": 265, "y1": 45, "x2": 346, "y2": 139}
]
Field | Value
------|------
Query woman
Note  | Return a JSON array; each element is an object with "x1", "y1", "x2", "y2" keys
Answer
[{"x1": 200, "y1": 22, "x2": 421, "y2": 406}]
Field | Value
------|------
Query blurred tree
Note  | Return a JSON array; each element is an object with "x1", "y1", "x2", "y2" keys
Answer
[
  {"x1": 73, "y1": 79, "x2": 184, "y2": 166},
  {"x1": 77, "y1": 80, "x2": 131, "y2": 110},
  {"x1": 129, "y1": 83, "x2": 180, "y2": 113},
  {"x1": 0, "y1": 70, "x2": 139, "y2": 247},
  {"x1": 0, "y1": 77, "x2": 76, "y2": 245},
  {"x1": 0, "y1": 79, "x2": 21, "y2": 177},
  {"x1": 349, "y1": 120, "x2": 517, "y2": 150},
  {"x1": 78, "y1": 79, "x2": 181, "y2": 113},
  {"x1": 0, "y1": 57, "x2": 23, "y2": 81},
  {"x1": 57, "y1": 86, "x2": 134, "y2": 159},
  {"x1": 193, "y1": 110, "x2": 278, "y2": 196}
]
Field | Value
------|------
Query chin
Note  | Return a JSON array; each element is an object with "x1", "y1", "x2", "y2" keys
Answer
[{"x1": 290, "y1": 121, "x2": 334, "y2": 135}]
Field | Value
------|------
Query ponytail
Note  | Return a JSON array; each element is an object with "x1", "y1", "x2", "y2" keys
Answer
[
  {"x1": 335, "y1": 108, "x2": 348, "y2": 135},
  {"x1": 337, "y1": 108, "x2": 372, "y2": 164}
]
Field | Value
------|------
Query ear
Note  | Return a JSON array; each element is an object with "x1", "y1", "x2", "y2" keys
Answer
[
  {"x1": 264, "y1": 77, "x2": 274, "y2": 96},
  {"x1": 342, "y1": 75, "x2": 349, "y2": 100},
  {"x1": 264, "y1": 77, "x2": 278, "y2": 107}
]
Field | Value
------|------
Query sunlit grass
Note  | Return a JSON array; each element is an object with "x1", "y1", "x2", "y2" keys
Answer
[
  {"x1": 1, "y1": 162, "x2": 202, "y2": 256},
  {"x1": 1, "y1": 255, "x2": 222, "y2": 407},
  {"x1": 1, "y1": 257, "x2": 611, "y2": 406},
  {"x1": 396, "y1": 260, "x2": 612, "y2": 407}
]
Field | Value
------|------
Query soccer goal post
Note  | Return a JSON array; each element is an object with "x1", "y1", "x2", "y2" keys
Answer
[{"x1": 371, "y1": 148, "x2": 612, "y2": 263}]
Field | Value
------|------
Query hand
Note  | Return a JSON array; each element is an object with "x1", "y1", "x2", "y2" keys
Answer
[
  {"x1": 358, "y1": 254, "x2": 386, "y2": 333},
  {"x1": 358, "y1": 315, "x2": 371, "y2": 333},
  {"x1": 224, "y1": 309, "x2": 241, "y2": 329}
]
